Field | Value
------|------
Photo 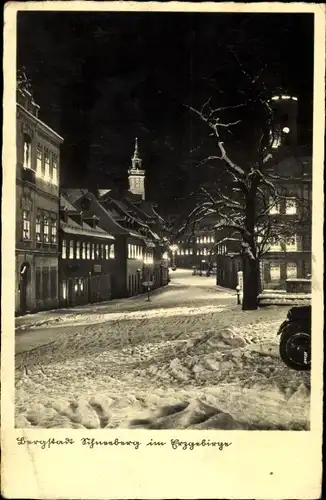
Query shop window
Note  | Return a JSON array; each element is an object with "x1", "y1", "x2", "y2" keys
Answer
[
  {"x1": 270, "y1": 263, "x2": 281, "y2": 281},
  {"x1": 286, "y1": 262, "x2": 297, "y2": 278}
]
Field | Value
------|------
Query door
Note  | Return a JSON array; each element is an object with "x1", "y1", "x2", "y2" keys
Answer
[{"x1": 19, "y1": 262, "x2": 30, "y2": 315}]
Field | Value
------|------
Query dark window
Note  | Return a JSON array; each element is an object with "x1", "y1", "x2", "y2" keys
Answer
[
  {"x1": 36, "y1": 269, "x2": 42, "y2": 300},
  {"x1": 50, "y1": 268, "x2": 57, "y2": 299},
  {"x1": 42, "y1": 269, "x2": 49, "y2": 299}
]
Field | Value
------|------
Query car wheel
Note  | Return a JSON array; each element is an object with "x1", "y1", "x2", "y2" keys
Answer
[{"x1": 279, "y1": 323, "x2": 311, "y2": 371}]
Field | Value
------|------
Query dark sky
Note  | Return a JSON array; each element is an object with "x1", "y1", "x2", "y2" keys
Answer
[{"x1": 17, "y1": 11, "x2": 314, "y2": 212}]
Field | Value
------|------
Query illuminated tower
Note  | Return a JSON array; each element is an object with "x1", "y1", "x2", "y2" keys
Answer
[
  {"x1": 128, "y1": 138, "x2": 145, "y2": 200},
  {"x1": 269, "y1": 94, "x2": 298, "y2": 149}
]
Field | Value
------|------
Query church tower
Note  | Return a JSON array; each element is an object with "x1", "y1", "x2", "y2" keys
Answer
[{"x1": 128, "y1": 138, "x2": 145, "y2": 200}]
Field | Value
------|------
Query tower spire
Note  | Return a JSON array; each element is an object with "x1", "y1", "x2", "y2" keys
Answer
[{"x1": 133, "y1": 137, "x2": 139, "y2": 160}]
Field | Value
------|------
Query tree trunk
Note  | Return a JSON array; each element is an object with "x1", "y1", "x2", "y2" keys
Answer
[{"x1": 242, "y1": 256, "x2": 260, "y2": 310}]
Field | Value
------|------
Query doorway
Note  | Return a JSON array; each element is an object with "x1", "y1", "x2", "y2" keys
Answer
[{"x1": 19, "y1": 262, "x2": 30, "y2": 315}]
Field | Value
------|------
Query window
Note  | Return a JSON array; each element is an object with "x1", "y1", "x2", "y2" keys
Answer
[
  {"x1": 86, "y1": 243, "x2": 91, "y2": 259},
  {"x1": 203, "y1": 248, "x2": 207, "y2": 255},
  {"x1": 269, "y1": 237, "x2": 282, "y2": 252},
  {"x1": 36, "y1": 268, "x2": 41, "y2": 300},
  {"x1": 285, "y1": 198, "x2": 297, "y2": 215},
  {"x1": 128, "y1": 244, "x2": 131, "y2": 259},
  {"x1": 91, "y1": 244, "x2": 95, "y2": 260},
  {"x1": 62, "y1": 239, "x2": 67, "y2": 259},
  {"x1": 286, "y1": 235, "x2": 297, "y2": 252},
  {"x1": 200, "y1": 237, "x2": 203, "y2": 243},
  {"x1": 105, "y1": 244, "x2": 109, "y2": 259},
  {"x1": 79, "y1": 279, "x2": 84, "y2": 292},
  {"x1": 43, "y1": 216, "x2": 49, "y2": 243},
  {"x1": 36, "y1": 215, "x2": 41, "y2": 242},
  {"x1": 190, "y1": 248, "x2": 193, "y2": 255},
  {"x1": 50, "y1": 268, "x2": 57, "y2": 299},
  {"x1": 22, "y1": 210, "x2": 31, "y2": 240},
  {"x1": 51, "y1": 153, "x2": 58, "y2": 185},
  {"x1": 203, "y1": 236, "x2": 207, "y2": 243},
  {"x1": 95, "y1": 244, "x2": 100, "y2": 259},
  {"x1": 82, "y1": 242, "x2": 86, "y2": 259},
  {"x1": 211, "y1": 236, "x2": 215, "y2": 243},
  {"x1": 44, "y1": 150, "x2": 50, "y2": 181},
  {"x1": 270, "y1": 263, "x2": 281, "y2": 281},
  {"x1": 269, "y1": 198, "x2": 280, "y2": 215},
  {"x1": 51, "y1": 220, "x2": 57, "y2": 244},
  {"x1": 36, "y1": 144, "x2": 42, "y2": 175},
  {"x1": 101, "y1": 244, "x2": 104, "y2": 259},
  {"x1": 110, "y1": 244, "x2": 115, "y2": 259},
  {"x1": 76, "y1": 241, "x2": 81, "y2": 259},
  {"x1": 23, "y1": 134, "x2": 32, "y2": 169},
  {"x1": 185, "y1": 249, "x2": 189, "y2": 255},
  {"x1": 69, "y1": 240, "x2": 74, "y2": 259},
  {"x1": 42, "y1": 269, "x2": 49, "y2": 299},
  {"x1": 287, "y1": 262, "x2": 297, "y2": 278}
]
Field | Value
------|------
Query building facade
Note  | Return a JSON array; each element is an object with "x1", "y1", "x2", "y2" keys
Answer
[
  {"x1": 16, "y1": 75, "x2": 63, "y2": 315},
  {"x1": 59, "y1": 196, "x2": 116, "y2": 307}
]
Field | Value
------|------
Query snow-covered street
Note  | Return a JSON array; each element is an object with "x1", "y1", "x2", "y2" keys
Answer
[{"x1": 15, "y1": 269, "x2": 310, "y2": 430}]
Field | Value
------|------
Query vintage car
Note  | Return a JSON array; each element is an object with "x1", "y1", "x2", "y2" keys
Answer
[{"x1": 277, "y1": 305, "x2": 311, "y2": 371}]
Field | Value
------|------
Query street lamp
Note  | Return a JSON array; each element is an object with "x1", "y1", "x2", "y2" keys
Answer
[{"x1": 169, "y1": 244, "x2": 178, "y2": 269}]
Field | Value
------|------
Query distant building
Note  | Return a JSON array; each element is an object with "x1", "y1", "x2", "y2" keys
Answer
[{"x1": 16, "y1": 71, "x2": 63, "y2": 315}]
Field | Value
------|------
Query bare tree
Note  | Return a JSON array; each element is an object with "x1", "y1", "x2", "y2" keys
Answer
[{"x1": 169, "y1": 58, "x2": 311, "y2": 310}]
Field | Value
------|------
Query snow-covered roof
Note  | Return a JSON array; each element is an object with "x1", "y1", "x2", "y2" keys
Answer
[
  {"x1": 61, "y1": 217, "x2": 115, "y2": 240},
  {"x1": 60, "y1": 195, "x2": 78, "y2": 212}
]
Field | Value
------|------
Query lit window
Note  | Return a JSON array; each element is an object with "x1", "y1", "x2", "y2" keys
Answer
[
  {"x1": 76, "y1": 241, "x2": 81, "y2": 259},
  {"x1": 86, "y1": 243, "x2": 91, "y2": 259},
  {"x1": 69, "y1": 240, "x2": 74, "y2": 259},
  {"x1": 91, "y1": 244, "x2": 95, "y2": 260},
  {"x1": 44, "y1": 150, "x2": 50, "y2": 181},
  {"x1": 110, "y1": 244, "x2": 115, "y2": 259},
  {"x1": 62, "y1": 240, "x2": 67, "y2": 259},
  {"x1": 211, "y1": 236, "x2": 215, "y2": 243},
  {"x1": 285, "y1": 198, "x2": 297, "y2": 215},
  {"x1": 23, "y1": 134, "x2": 32, "y2": 170},
  {"x1": 43, "y1": 217, "x2": 49, "y2": 243},
  {"x1": 196, "y1": 237, "x2": 199, "y2": 243},
  {"x1": 270, "y1": 263, "x2": 281, "y2": 281},
  {"x1": 52, "y1": 153, "x2": 58, "y2": 185},
  {"x1": 36, "y1": 144, "x2": 42, "y2": 175},
  {"x1": 190, "y1": 248, "x2": 193, "y2": 255},
  {"x1": 95, "y1": 244, "x2": 100, "y2": 259},
  {"x1": 269, "y1": 198, "x2": 280, "y2": 215},
  {"x1": 287, "y1": 262, "x2": 297, "y2": 278},
  {"x1": 82, "y1": 242, "x2": 86, "y2": 259},
  {"x1": 180, "y1": 249, "x2": 184, "y2": 255},
  {"x1": 35, "y1": 215, "x2": 41, "y2": 242},
  {"x1": 285, "y1": 235, "x2": 297, "y2": 252},
  {"x1": 203, "y1": 236, "x2": 207, "y2": 243},
  {"x1": 196, "y1": 250, "x2": 199, "y2": 255},
  {"x1": 185, "y1": 249, "x2": 189, "y2": 255},
  {"x1": 128, "y1": 244, "x2": 131, "y2": 259},
  {"x1": 200, "y1": 237, "x2": 203, "y2": 244},
  {"x1": 100, "y1": 244, "x2": 104, "y2": 259},
  {"x1": 51, "y1": 220, "x2": 57, "y2": 244},
  {"x1": 203, "y1": 248, "x2": 207, "y2": 255},
  {"x1": 22, "y1": 210, "x2": 31, "y2": 239},
  {"x1": 269, "y1": 237, "x2": 282, "y2": 252},
  {"x1": 105, "y1": 244, "x2": 109, "y2": 259}
]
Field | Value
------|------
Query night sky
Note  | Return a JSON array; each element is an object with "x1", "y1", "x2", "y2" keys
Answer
[{"x1": 17, "y1": 11, "x2": 314, "y2": 213}]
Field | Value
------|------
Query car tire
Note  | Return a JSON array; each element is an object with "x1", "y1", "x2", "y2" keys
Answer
[{"x1": 279, "y1": 322, "x2": 311, "y2": 371}]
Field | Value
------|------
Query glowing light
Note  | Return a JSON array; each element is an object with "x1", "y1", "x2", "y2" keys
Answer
[
  {"x1": 281, "y1": 95, "x2": 291, "y2": 100},
  {"x1": 282, "y1": 127, "x2": 290, "y2": 134},
  {"x1": 271, "y1": 96, "x2": 279, "y2": 100},
  {"x1": 291, "y1": 96, "x2": 298, "y2": 101},
  {"x1": 162, "y1": 252, "x2": 169, "y2": 260}
]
